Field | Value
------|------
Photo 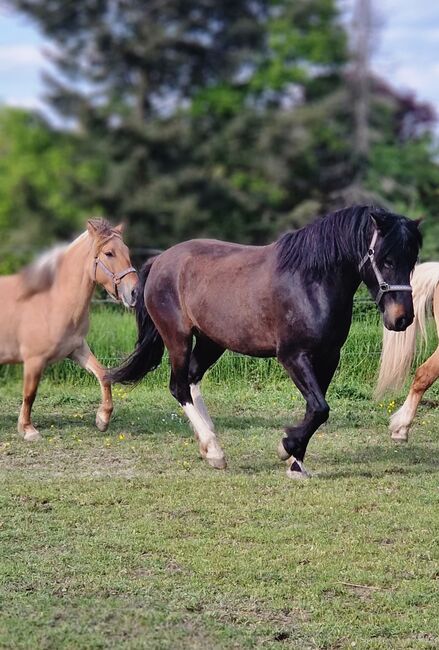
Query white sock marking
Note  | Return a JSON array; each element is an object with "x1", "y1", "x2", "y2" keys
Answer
[
  {"x1": 182, "y1": 402, "x2": 223, "y2": 460},
  {"x1": 190, "y1": 383, "x2": 214, "y2": 429}
]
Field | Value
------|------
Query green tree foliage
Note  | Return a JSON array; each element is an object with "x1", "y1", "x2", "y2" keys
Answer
[
  {"x1": 0, "y1": 108, "x2": 102, "y2": 272},
  {"x1": 6, "y1": 0, "x2": 355, "y2": 246},
  {"x1": 3, "y1": 0, "x2": 439, "y2": 258},
  {"x1": 364, "y1": 82, "x2": 439, "y2": 259}
]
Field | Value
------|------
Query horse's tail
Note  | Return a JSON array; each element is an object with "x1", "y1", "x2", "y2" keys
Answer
[
  {"x1": 375, "y1": 262, "x2": 439, "y2": 398},
  {"x1": 108, "y1": 258, "x2": 164, "y2": 384}
]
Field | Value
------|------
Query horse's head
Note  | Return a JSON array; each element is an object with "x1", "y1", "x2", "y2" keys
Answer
[
  {"x1": 360, "y1": 210, "x2": 422, "y2": 331},
  {"x1": 87, "y1": 219, "x2": 138, "y2": 308}
]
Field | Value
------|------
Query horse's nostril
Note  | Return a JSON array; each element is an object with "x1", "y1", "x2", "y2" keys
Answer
[{"x1": 395, "y1": 316, "x2": 407, "y2": 331}]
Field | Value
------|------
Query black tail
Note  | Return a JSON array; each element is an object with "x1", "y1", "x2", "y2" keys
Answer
[{"x1": 108, "y1": 259, "x2": 164, "y2": 384}]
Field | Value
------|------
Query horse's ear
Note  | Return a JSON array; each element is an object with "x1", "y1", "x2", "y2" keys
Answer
[
  {"x1": 87, "y1": 219, "x2": 99, "y2": 237},
  {"x1": 370, "y1": 210, "x2": 391, "y2": 234},
  {"x1": 113, "y1": 223, "x2": 125, "y2": 235},
  {"x1": 413, "y1": 217, "x2": 423, "y2": 229}
]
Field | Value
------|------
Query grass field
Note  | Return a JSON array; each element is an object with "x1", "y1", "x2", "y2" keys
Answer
[{"x1": 0, "y1": 307, "x2": 438, "y2": 649}]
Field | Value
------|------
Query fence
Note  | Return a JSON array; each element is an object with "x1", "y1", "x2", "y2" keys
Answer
[
  {"x1": 1, "y1": 297, "x2": 431, "y2": 393},
  {"x1": 0, "y1": 250, "x2": 437, "y2": 392}
]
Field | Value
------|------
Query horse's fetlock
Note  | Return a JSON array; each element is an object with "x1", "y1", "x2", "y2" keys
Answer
[{"x1": 315, "y1": 404, "x2": 330, "y2": 424}]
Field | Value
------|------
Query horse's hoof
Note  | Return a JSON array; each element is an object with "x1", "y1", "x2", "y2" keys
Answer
[
  {"x1": 18, "y1": 423, "x2": 42, "y2": 442},
  {"x1": 277, "y1": 438, "x2": 291, "y2": 461},
  {"x1": 206, "y1": 455, "x2": 227, "y2": 470},
  {"x1": 24, "y1": 429, "x2": 42, "y2": 442},
  {"x1": 391, "y1": 432, "x2": 408, "y2": 443},
  {"x1": 286, "y1": 458, "x2": 311, "y2": 480},
  {"x1": 96, "y1": 414, "x2": 109, "y2": 432}
]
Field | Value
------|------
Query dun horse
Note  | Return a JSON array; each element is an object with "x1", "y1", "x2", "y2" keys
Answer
[
  {"x1": 376, "y1": 262, "x2": 439, "y2": 441},
  {"x1": 0, "y1": 219, "x2": 137, "y2": 441},
  {"x1": 110, "y1": 206, "x2": 421, "y2": 478}
]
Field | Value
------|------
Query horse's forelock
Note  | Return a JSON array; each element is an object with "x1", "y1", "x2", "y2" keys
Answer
[
  {"x1": 378, "y1": 216, "x2": 422, "y2": 263},
  {"x1": 88, "y1": 218, "x2": 121, "y2": 248}
]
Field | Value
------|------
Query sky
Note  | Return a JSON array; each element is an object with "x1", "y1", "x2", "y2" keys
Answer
[{"x1": 1, "y1": 1, "x2": 439, "y2": 123}]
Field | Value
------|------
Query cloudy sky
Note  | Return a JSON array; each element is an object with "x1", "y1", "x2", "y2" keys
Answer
[{"x1": 1, "y1": 1, "x2": 439, "y2": 123}]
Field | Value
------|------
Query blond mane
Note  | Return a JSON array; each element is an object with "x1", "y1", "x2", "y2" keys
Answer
[{"x1": 20, "y1": 244, "x2": 68, "y2": 298}]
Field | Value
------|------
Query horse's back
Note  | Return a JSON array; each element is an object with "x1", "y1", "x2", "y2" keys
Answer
[{"x1": 146, "y1": 238, "x2": 278, "y2": 355}]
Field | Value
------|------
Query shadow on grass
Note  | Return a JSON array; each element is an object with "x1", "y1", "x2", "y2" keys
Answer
[
  {"x1": 0, "y1": 414, "x2": 19, "y2": 435},
  {"x1": 1, "y1": 393, "x2": 438, "y2": 482},
  {"x1": 315, "y1": 442, "x2": 439, "y2": 480}
]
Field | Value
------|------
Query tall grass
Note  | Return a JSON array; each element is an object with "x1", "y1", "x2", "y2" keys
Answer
[{"x1": 0, "y1": 303, "x2": 437, "y2": 391}]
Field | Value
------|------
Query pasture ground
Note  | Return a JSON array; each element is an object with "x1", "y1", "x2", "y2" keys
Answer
[{"x1": 0, "y1": 376, "x2": 438, "y2": 649}]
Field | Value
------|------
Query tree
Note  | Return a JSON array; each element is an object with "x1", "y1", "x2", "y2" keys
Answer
[
  {"x1": 0, "y1": 108, "x2": 99, "y2": 272},
  {"x1": 5, "y1": 0, "x2": 439, "y2": 258},
  {"x1": 6, "y1": 0, "x2": 351, "y2": 245}
]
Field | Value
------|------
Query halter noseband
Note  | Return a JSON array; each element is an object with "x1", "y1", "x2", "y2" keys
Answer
[
  {"x1": 358, "y1": 229, "x2": 412, "y2": 305},
  {"x1": 94, "y1": 256, "x2": 137, "y2": 301}
]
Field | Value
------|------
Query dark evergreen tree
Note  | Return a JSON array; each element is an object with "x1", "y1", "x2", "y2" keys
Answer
[
  {"x1": 7, "y1": 0, "x2": 352, "y2": 245},
  {"x1": 5, "y1": 0, "x2": 439, "y2": 256}
]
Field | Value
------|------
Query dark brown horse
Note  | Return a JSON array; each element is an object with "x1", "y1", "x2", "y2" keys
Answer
[{"x1": 110, "y1": 206, "x2": 421, "y2": 478}]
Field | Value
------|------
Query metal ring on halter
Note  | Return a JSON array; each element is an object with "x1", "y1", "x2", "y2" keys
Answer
[{"x1": 359, "y1": 229, "x2": 412, "y2": 305}]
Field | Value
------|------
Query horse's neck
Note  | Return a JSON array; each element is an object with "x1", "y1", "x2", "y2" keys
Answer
[{"x1": 52, "y1": 235, "x2": 96, "y2": 325}]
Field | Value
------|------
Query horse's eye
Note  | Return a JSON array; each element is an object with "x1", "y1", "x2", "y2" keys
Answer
[
  {"x1": 383, "y1": 258, "x2": 393, "y2": 269},
  {"x1": 105, "y1": 251, "x2": 114, "y2": 258}
]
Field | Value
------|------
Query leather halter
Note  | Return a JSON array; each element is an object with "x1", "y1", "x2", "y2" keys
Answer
[
  {"x1": 93, "y1": 256, "x2": 137, "y2": 300},
  {"x1": 358, "y1": 229, "x2": 412, "y2": 305}
]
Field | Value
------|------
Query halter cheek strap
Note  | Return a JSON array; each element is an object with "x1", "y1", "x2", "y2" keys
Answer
[
  {"x1": 358, "y1": 229, "x2": 412, "y2": 305},
  {"x1": 94, "y1": 257, "x2": 137, "y2": 301}
]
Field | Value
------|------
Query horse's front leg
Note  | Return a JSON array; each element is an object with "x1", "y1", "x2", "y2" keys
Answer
[
  {"x1": 70, "y1": 342, "x2": 113, "y2": 432},
  {"x1": 390, "y1": 347, "x2": 439, "y2": 442},
  {"x1": 277, "y1": 348, "x2": 339, "y2": 479},
  {"x1": 18, "y1": 357, "x2": 45, "y2": 441}
]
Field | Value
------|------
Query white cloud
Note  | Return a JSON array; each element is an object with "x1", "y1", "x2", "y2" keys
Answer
[
  {"x1": 0, "y1": 44, "x2": 44, "y2": 70},
  {"x1": 1, "y1": 95, "x2": 44, "y2": 110}
]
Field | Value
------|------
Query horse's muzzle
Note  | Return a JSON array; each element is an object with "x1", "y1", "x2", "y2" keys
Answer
[
  {"x1": 383, "y1": 306, "x2": 414, "y2": 332},
  {"x1": 117, "y1": 275, "x2": 138, "y2": 308}
]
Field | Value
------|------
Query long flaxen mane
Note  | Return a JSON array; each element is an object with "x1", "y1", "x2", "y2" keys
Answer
[
  {"x1": 276, "y1": 205, "x2": 421, "y2": 279},
  {"x1": 20, "y1": 218, "x2": 117, "y2": 298},
  {"x1": 20, "y1": 244, "x2": 68, "y2": 298}
]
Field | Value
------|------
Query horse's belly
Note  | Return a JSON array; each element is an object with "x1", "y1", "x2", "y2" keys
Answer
[
  {"x1": 0, "y1": 350, "x2": 21, "y2": 364},
  {"x1": 193, "y1": 315, "x2": 277, "y2": 357},
  {"x1": 0, "y1": 325, "x2": 21, "y2": 363}
]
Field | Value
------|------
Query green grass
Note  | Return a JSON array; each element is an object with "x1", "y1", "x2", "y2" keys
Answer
[
  {"x1": 1, "y1": 304, "x2": 438, "y2": 648},
  {"x1": 0, "y1": 373, "x2": 439, "y2": 649},
  {"x1": 1, "y1": 303, "x2": 436, "y2": 388}
]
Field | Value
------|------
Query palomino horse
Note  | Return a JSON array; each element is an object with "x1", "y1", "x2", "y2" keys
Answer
[
  {"x1": 376, "y1": 261, "x2": 439, "y2": 442},
  {"x1": 0, "y1": 219, "x2": 137, "y2": 441},
  {"x1": 110, "y1": 206, "x2": 421, "y2": 478}
]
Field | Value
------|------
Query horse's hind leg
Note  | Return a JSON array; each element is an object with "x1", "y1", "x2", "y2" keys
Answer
[
  {"x1": 70, "y1": 342, "x2": 113, "y2": 432},
  {"x1": 18, "y1": 357, "x2": 44, "y2": 441},
  {"x1": 168, "y1": 334, "x2": 226, "y2": 470},
  {"x1": 390, "y1": 346, "x2": 439, "y2": 442}
]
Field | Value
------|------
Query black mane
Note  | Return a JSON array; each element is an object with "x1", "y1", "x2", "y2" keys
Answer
[{"x1": 276, "y1": 205, "x2": 421, "y2": 278}]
